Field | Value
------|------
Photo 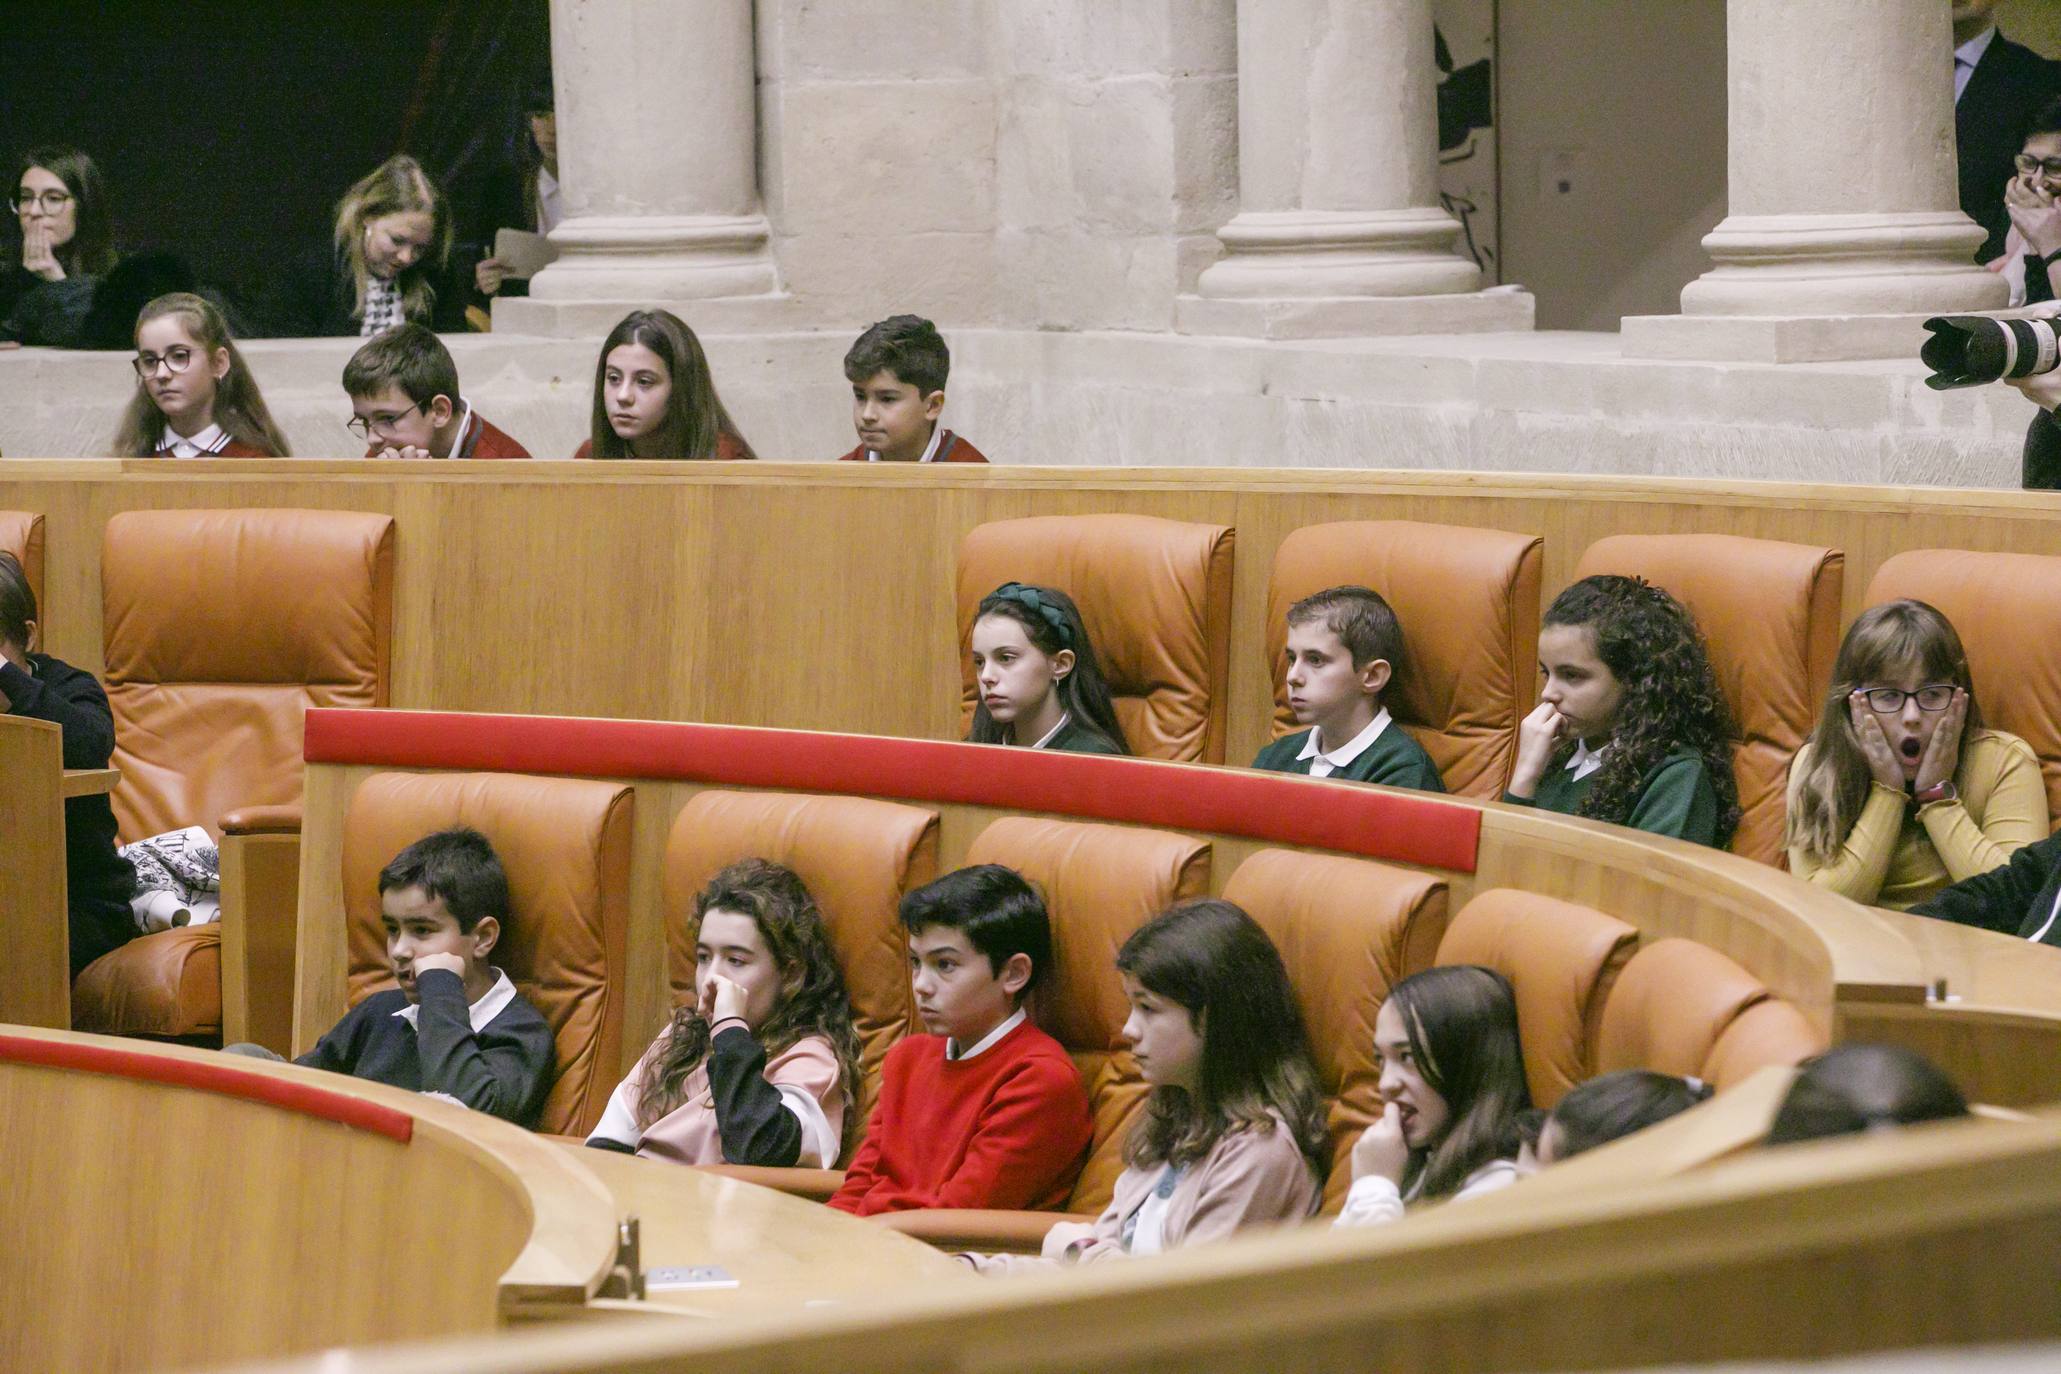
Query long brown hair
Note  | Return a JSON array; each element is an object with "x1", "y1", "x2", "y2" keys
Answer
[
  {"x1": 1118, "y1": 899, "x2": 1330, "y2": 1176},
  {"x1": 12, "y1": 146, "x2": 115, "y2": 276},
  {"x1": 635, "y1": 860, "x2": 861, "y2": 1140},
  {"x1": 1786, "y1": 600, "x2": 1985, "y2": 865},
  {"x1": 588, "y1": 309, "x2": 757, "y2": 460},
  {"x1": 1385, "y1": 965, "x2": 1531, "y2": 1201},
  {"x1": 110, "y1": 294, "x2": 290, "y2": 458},
  {"x1": 966, "y1": 583, "x2": 1130, "y2": 752},
  {"x1": 332, "y1": 155, "x2": 451, "y2": 327}
]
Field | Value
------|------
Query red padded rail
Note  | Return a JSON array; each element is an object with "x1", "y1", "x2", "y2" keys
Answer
[
  {"x1": 305, "y1": 710, "x2": 1480, "y2": 873},
  {"x1": 0, "y1": 1034, "x2": 414, "y2": 1143}
]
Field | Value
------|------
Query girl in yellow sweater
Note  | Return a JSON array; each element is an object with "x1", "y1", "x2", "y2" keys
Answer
[{"x1": 1786, "y1": 600, "x2": 2047, "y2": 910}]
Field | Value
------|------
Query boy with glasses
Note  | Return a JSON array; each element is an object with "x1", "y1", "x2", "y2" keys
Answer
[{"x1": 342, "y1": 323, "x2": 531, "y2": 459}]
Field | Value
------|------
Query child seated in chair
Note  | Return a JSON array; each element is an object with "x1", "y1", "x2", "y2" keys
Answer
[
  {"x1": 1252, "y1": 585, "x2": 1445, "y2": 792},
  {"x1": 585, "y1": 858, "x2": 861, "y2": 1167},
  {"x1": 828, "y1": 864, "x2": 1092, "y2": 1215},
  {"x1": 292, "y1": 828, "x2": 555, "y2": 1126}
]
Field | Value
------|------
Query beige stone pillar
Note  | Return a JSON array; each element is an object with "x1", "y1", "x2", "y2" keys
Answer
[
  {"x1": 1179, "y1": 0, "x2": 1532, "y2": 338},
  {"x1": 498, "y1": 0, "x2": 781, "y2": 334},
  {"x1": 1623, "y1": 0, "x2": 2005, "y2": 361}
]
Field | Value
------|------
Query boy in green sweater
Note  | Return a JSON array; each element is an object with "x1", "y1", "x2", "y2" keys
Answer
[{"x1": 1251, "y1": 585, "x2": 1445, "y2": 792}]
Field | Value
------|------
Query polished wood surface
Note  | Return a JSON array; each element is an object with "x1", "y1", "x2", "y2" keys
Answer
[
  {"x1": 8, "y1": 462, "x2": 2061, "y2": 773},
  {"x1": 220, "y1": 831, "x2": 303, "y2": 1054},
  {"x1": 553, "y1": 1142, "x2": 969, "y2": 1318},
  {"x1": 59, "y1": 766, "x2": 118, "y2": 797},
  {"x1": 0, "y1": 714, "x2": 72, "y2": 1029}
]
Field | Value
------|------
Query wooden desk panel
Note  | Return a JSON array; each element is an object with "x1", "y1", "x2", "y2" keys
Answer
[{"x1": 0, "y1": 714, "x2": 73, "y2": 1028}]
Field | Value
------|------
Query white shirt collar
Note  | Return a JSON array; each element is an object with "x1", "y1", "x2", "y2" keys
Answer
[
  {"x1": 1565, "y1": 736, "x2": 1609, "y2": 782},
  {"x1": 1295, "y1": 708, "x2": 1392, "y2": 774},
  {"x1": 1955, "y1": 27, "x2": 1996, "y2": 102},
  {"x1": 159, "y1": 423, "x2": 229, "y2": 458},
  {"x1": 392, "y1": 967, "x2": 516, "y2": 1033},
  {"x1": 1029, "y1": 712, "x2": 1072, "y2": 749},
  {"x1": 866, "y1": 425, "x2": 945, "y2": 464},
  {"x1": 947, "y1": 1007, "x2": 1026, "y2": 1062}
]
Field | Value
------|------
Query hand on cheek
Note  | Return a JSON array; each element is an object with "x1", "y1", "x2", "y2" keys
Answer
[
  {"x1": 1351, "y1": 1101, "x2": 1411, "y2": 1187},
  {"x1": 1914, "y1": 689, "x2": 1968, "y2": 794},
  {"x1": 411, "y1": 951, "x2": 468, "y2": 979}
]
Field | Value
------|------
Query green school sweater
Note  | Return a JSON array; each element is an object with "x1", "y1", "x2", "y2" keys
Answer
[
  {"x1": 1502, "y1": 747, "x2": 1720, "y2": 847},
  {"x1": 1044, "y1": 717, "x2": 1126, "y2": 756},
  {"x1": 1251, "y1": 723, "x2": 1447, "y2": 794}
]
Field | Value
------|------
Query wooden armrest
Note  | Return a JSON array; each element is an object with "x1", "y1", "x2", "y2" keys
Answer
[
  {"x1": 694, "y1": 1164, "x2": 845, "y2": 1201},
  {"x1": 876, "y1": 1208, "x2": 1095, "y2": 1254},
  {"x1": 60, "y1": 767, "x2": 120, "y2": 798},
  {"x1": 220, "y1": 805, "x2": 304, "y2": 837}
]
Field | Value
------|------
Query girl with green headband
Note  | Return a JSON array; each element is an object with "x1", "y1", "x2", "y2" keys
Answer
[{"x1": 967, "y1": 583, "x2": 1129, "y2": 756}]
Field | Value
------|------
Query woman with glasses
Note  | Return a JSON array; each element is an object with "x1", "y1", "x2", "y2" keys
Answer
[
  {"x1": 1785, "y1": 600, "x2": 2046, "y2": 911},
  {"x1": 1991, "y1": 96, "x2": 2061, "y2": 308},
  {"x1": 2, "y1": 146, "x2": 115, "y2": 347},
  {"x1": 109, "y1": 293, "x2": 290, "y2": 457}
]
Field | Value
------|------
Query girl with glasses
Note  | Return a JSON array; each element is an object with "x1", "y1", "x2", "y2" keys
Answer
[
  {"x1": 110, "y1": 293, "x2": 290, "y2": 458},
  {"x1": 3, "y1": 146, "x2": 115, "y2": 347},
  {"x1": 1786, "y1": 599, "x2": 2046, "y2": 910}
]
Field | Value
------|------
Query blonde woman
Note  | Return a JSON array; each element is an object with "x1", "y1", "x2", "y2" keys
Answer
[
  {"x1": 268, "y1": 155, "x2": 461, "y2": 337},
  {"x1": 1786, "y1": 600, "x2": 2047, "y2": 910}
]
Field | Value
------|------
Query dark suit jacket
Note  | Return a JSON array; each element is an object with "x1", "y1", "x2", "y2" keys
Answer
[
  {"x1": 1958, "y1": 30, "x2": 2061, "y2": 264},
  {"x1": 1911, "y1": 829, "x2": 2061, "y2": 944},
  {"x1": 263, "y1": 247, "x2": 470, "y2": 338}
]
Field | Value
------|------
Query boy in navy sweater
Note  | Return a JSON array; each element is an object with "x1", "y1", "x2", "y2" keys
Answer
[{"x1": 295, "y1": 828, "x2": 555, "y2": 1126}]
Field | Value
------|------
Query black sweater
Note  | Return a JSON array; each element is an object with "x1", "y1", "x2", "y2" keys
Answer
[
  {"x1": 295, "y1": 968, "x2": 556, "y2": 1127},
  {"x1": 3, "y1": 654, "x2": 136, "y2": 977},
  {"x1": 1911, "y1": 830, "x2": 2061, "y2": 945}
]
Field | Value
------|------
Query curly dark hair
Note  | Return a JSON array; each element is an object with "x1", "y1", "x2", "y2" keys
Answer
[{"x1": 1543, "y1": 575, "x2": 1741, "y2": 846}]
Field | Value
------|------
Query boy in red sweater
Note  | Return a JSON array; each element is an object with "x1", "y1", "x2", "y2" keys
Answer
[
  {"x1": 835, "y1": 314, "x2": 989, "y2": 464},
  {"x1": 829, "y1": 865, "x2": 1090, "y2": 1215},
  {"x1": 344, "y1": 323, "x2": 532, "y2": 460}
]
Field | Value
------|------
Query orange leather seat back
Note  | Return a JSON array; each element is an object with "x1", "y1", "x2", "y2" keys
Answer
[
  {"x1": 341, "y1": 771, "x2": 634, "y2": 1136},
  {"x1": 1703, "y1": 999, "x2": 1825, "y2": 1089},
  {"x1": 1593, "y1": 938, "x2": 1824, "y2": 1089},
  {"x1": 1866, "y1": 549, "x2": 2061, "y2": 825},
  {"x1": 1224, "y1": 848, "x2": 1448, "y2": 1212},
  {"x1": 1573, "y1": 534, "x2": 1842, "y2": 865},
  {"x1": 1265, "y1": 521, "x2": 1543, "y2": 798},
  {"x1": 1435, "y1": 888, "x2": 1638, "y2": 1108},
  {"x1": 956, "y1": 514, "x2": 1236, "y2": 762},
  {"x1": 0, "y1": 511, "x2": 44, "y2": 650},
  {"x1": 964, "y1": 816, "x2": 1211, "y2": 1212},
  {"x1": 101, "y1": 509, "x2": 395, "y2": 841},
  {"x1": 661, "y1": 789, "x2": 940, "y2": 1148}
]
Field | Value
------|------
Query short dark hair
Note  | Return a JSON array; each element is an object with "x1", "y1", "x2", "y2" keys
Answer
[
  {"x1": 377, "y1": 827, "x2": 510, "y2": 934},
  {"x1": 1286, "y1": 584, "x2": 1405, "y2": 676},
  {"x1": 1548, "y1": 1070, "x2": 1712, "y2": 1160},
  {"x1": 1766, "y1": 1043, "x2": 1969, "y2": 1146},
  {"x1": 2022, "y1": 93, "x2": 2061, "y2": 148},
  {"x1": 0, "y1": 551, "x2": 34, "y2": 650},
  {"x1": 343, "y1": 323, "x2": 460, "y2": 410},
  {"x1": 843, "y1": 314, "x2": 949, "y2": 396},
  {"x1": 898, "y1": 863, "x2": 1050, "y2": 997}
]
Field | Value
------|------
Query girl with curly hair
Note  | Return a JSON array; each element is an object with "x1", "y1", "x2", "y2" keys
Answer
[
  {"x1": 585, "y1": 858, "x2": 861, "y2": 1168},
  {"x1": 1786, "y1": 600, "x2": 2044, "y2": 910},
  {"x1": 1503, "y1": 575, "x2": 1741, "y2": 847}
]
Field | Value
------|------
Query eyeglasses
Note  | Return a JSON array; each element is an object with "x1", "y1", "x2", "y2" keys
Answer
[
  {"x1": 1857, "y1": 684, "x2": 1956, "y2": 713},
  {"x1": 133, "y1": 347, "x2": 197, "y2": 379},
  {"x1": 346, "y1": 402, "x2": 423, "y2": 440},
  {"x1": 9, "y1": 190, "x2": 72, "y2": 214},
  {"x1": 2016, "y1": 154, "x2": 2061, "y2": 179}
]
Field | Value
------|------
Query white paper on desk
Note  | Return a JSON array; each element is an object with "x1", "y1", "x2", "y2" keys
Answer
[
  {"x1": 645, "y1": 1265, "x2": 739, "y2": 1291},
  {"x1": 494, "y1": 227, "x2": 560, "y2": 279}
]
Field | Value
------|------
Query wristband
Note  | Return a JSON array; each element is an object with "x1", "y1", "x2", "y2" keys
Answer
[{"x1": 1912, "y1": 780, "x2": 1958, "y2": 806}]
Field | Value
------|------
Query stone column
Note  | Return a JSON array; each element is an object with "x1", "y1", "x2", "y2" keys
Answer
[
  {"x1": 1179, "y1": 0, "x2": 1532, "y2": 338},
  {"x1": 1623, "y1": 0, "x2": 2005, "y2": 361},
  {"x1": 498, "y1": 0, "x2": 782, "y2": 335}
]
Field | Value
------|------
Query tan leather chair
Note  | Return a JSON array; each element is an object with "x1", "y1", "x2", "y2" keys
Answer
[
  {"x1": 0, "y1": 511, "x2": 43, "y2": 650},
  {"x1": 881, "y1": 815, "x2": 1211, "y2": 1252},
  {"x1": 1265, "y1": 521, "x2": 1543, "y2": 798},
  {"x1": 956, "y1": 514, "x2": 1236, "y2": 762},
  {"x1": 1573, "y1": 534, "x2": 1843, "y2": 866},
  {"x1": 662, "y1": 789, "x2": 940, "y2": 1169},
  {"x1": 338, "y1": 770, "x2": 633, "y2": 1136},
  {"x1": 1223, "y1": 848, "x2": 1448, "y2": 1213},
  {"x1": 1865, "y1": 549, "x2": 2061, "y2": 826},
  {"x1": 1593, "y1": 939, "x2": 1825, "y2": 1091},
  {"x1": 1435, "y1": 888, "x2": 1638, "y2": 1109},
  {"x1": 72, "y1": 509, "x2": 395, "y2": 1043}
]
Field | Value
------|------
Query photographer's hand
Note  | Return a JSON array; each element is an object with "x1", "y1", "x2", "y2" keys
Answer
[{"x1": 2006, "y1": 370, "x2": 2061, "y2": 413}]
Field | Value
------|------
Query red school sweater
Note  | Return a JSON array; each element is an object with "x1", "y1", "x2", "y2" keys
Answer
[
  {"x1": 827, "y1": 1017, "x2": 1093, "y2": 1216},
  {"x1": 359, "y1": 406, "x2": 532, "y2": 460},
  {"x1": 572, "y1": 430, "x2": 750, "y2": 461},
  {"x1": 834, "y1": 428, "x2": 988, "y2": 463}
]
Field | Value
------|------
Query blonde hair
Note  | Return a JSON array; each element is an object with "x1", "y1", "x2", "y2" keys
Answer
[
  {"x1": 332, "y1": 155, "x2": 450, "y2": 327},
  {"x1": 110, "y1": 293, "x2": 291, "y2": 458},
  {"x1": 1786, "y1": 600, "x2": 1984, "y2": 865}
]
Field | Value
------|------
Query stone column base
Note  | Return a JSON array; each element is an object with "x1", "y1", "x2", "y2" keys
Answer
[
  {"x1": 1620, "y1": 311, "x2": 1952, "y2": 363},
  {"x1": 1175, "y1": 287, "x2": 1534, "y2": 340}
]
